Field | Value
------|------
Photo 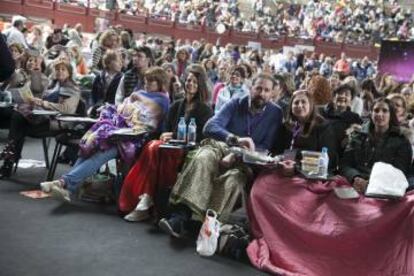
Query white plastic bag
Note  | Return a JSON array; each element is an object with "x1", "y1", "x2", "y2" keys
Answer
[
  {"x1": 366, "y1": 162, "x2": 409, "y2": 198},
  {"x1": 196, "y1": 209, "x2": 221, "y2": 256}
]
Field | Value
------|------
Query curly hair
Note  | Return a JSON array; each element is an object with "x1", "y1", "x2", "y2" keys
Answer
[
  {"x1": 99, "y1": 30, "x2": 118, "y2": 48},
  {"x1": 308, "y1": 75, "x2": 332, "y2": 105}
]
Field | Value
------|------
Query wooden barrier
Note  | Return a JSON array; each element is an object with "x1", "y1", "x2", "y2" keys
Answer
[
  {"x1": 314, "y1": 40, "x2": 343, "y2": 58},
  {"x1": 0, "y1": 0, "x2": 23, "y2": 15},
  {"x1": 147, "y1": 18, "x2": 175, "y2": 37},
  {"x1": 0, "y1": 1, "x2": 381, "y2": 59},
  {"x1": 56, "y1": 3, "x2": 86, "y2": 15},
  {"x1": 22, "y1": 0, "x2": 54, "y2": 19},
  {"x1": 343, "y1": 43, "x2": 378, "y2": 59},
  {"x1": 117, "y1": 13, "x2": 146, "y2": 33}
]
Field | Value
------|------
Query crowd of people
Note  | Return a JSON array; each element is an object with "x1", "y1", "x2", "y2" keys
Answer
[
  {"x1": 2, "y1": 13, "x2": 414, "y2": 275},
  {"x1": 55, "y1": 0, "x2": 414, "y2": 44}
]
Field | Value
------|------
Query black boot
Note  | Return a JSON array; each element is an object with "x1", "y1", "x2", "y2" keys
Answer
[
  {"x1": 0, "y1": 142, "x2": 15, "y2": 161},
  {"x1": 0, "y1": 142, "x2": 16, "y2": 179},
  {"x1": 0, "y1": 160, "x2": 14, "y2": 179}
]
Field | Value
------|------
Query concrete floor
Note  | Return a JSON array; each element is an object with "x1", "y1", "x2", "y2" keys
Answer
[{"x1": 0, "y1": 130, "x2": 264, "y2": 276}]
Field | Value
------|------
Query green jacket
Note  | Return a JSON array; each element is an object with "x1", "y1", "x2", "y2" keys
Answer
[{"x1": 340, "y1": 122, "x2": 412, "y2": 183}]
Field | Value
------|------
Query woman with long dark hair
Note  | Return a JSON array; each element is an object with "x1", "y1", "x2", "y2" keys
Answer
[
  {"x1": 119, "y1": 64, "x2": 213, "y2": 221},
  {"x1": 247, "y1": 97, "x2": 413, "y2": 275},
  {"x1": 341, "y1": 97, "x2": 412, "y2": 193}
]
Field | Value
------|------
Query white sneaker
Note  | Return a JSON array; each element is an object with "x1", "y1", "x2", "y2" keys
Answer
[
  {"x1": 50, "y1": 185, "x2": 71, "y2": 202},
  {"x1": 136, "y1": 194, "x2": 154, "y2": 211},
  {"x1": 40, "y1": 180, "x2": 63, "y2": 193},
  {"x1": 123, "y1": 210, "x2": 150, "y2": 222}
]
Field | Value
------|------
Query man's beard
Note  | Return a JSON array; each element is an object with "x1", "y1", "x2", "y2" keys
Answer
[{"x1": 251, "y1": 97, "x2": 266, "y2": 110}]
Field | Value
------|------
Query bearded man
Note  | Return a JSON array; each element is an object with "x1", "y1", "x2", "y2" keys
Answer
[{"x1": 159, "y1": 73, "x2": 284, "y2": 238}]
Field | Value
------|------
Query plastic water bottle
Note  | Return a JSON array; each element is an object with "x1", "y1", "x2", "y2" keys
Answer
[
  {"x1": 319, "y1": 147, "x2": 329, "y2": 177},
  {"x1": 187, "y1": 118, "x2": 197, "y2": 145},
  {"x1": 177, "y1": 117, "x2": 187, "y2": 141},
  {"x1": 3, "y1": 91, "x2": 12, "y2": 105}
]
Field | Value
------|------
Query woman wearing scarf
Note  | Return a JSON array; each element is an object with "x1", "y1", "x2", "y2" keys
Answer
[
  {"x1": 214, "y1": 65, "x2": 249, "y2": 113},
  {"x1": 119, "y1": 64, "x2": 213, "y2": 222},
  {"x1": 40, "y1": 67, "x2": 170, "y2": 202}
]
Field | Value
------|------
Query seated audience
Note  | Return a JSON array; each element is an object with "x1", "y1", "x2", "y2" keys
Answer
[
  {"x1": 173, "y1": 47, "x2": 191, "y2": 82},
  {"x1": 212, "y1": 62, "x2": 230, "y2": 106},
  {"x1": 45, "y1": 29, "x2": 69, "y2": 50},
  {"x1": 214, "y1": 65, "x2": 249, "y2": 113},
  {"x1": 90, "y1": 29, "x2": 119, "y2": 72},
  {"x1": 161, "y1": 62, "x2": 183, "y2": 102},
  {"x1": 341, "y1": 97, "x2": 412, "y2": 192},
  {"x1": 320, "y1": 84, "x2": 363, "y2": 156},
  {"x1": 0, "y1": 60, "x2": 81, "y2": 178},
  {"x1": 8, "y1": 42, "x2": 25, "y2": 70},
  {"x1": 90, "y1": 50, "x2": 123, "y2": 113},
  {"x1": 360, "y1": 78, "x2": 381, "y2": 120},
  {"x1": 115, "y1": 46, "x2": 154, "y2": 104},
  {"x1": 40, "y1": 67, "x2": 170, "y2": 202},
  {"x1": 307, "y1": 74, "x2": 332, "y2": 106},
  {"x1": 273, "y1": 73, "x2": 293, "y2": 115},
  {"x1": 3, "y1": 19, "x2": 28, "y2": 48},
  {"x1": 119, "y1": 64, "x2": 213, "y2": 221},
  {"x1": 246, "y1": 98, "x2": 413, "y2": 275},
  {"x1": 387, "y1": 93, "x2": 408, "y2": 126},
  {"x1": 158, "y1": 73, "x2": 283, "y2": 238},
  {"x1": 273, "y1": 90, "x2": 338, "y2": 167}
]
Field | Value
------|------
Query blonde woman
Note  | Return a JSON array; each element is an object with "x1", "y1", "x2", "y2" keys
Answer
[{"x1": 91, "y1": 30, "x2": 119, "y2": 72}]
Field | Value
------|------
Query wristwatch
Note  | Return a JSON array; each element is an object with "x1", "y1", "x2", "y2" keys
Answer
[{"x1": 226, "y1": 134, "x2": 239, "y2": 146}]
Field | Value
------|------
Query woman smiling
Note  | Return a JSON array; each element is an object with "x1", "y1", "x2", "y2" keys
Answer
[
  {"x1": 273, "y1": 90, "x2": 337, "y2": 167},
  {"x1": 341, "y1": 98, "x2": 412, "y2": 193},
  {"x1": 247, "y1": 98, "x2": 413, "y2": 275},
  {"x1": 119, "y1": 64, "x2": 213, "y2": 221}
]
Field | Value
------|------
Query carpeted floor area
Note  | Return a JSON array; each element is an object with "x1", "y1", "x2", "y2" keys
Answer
[{"x1": 0, "y1": 131, "x2": 263, "y2": 276}]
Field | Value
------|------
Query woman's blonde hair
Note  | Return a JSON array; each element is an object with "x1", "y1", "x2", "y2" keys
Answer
[{"x1": 99, "y1": 30, "x2": 118, "y2": 48}]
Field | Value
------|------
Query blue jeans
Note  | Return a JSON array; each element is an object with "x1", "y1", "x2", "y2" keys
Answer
[{"x1": 62, "y1": 147, "x2": 118, "y2": 193}]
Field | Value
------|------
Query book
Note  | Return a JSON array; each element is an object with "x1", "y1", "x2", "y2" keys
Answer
[{"x1": 10, "y1": 83, "x2": 33, "y2": 104}]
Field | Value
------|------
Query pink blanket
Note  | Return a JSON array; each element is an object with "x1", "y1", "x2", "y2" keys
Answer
[{"x1": 247, "y1": 170, "x2": 414, "y2": 276}]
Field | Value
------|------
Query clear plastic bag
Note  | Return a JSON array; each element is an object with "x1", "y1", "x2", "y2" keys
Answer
[{"x1": 196, "y1": 209, "x2": 221, "y2": 257}]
